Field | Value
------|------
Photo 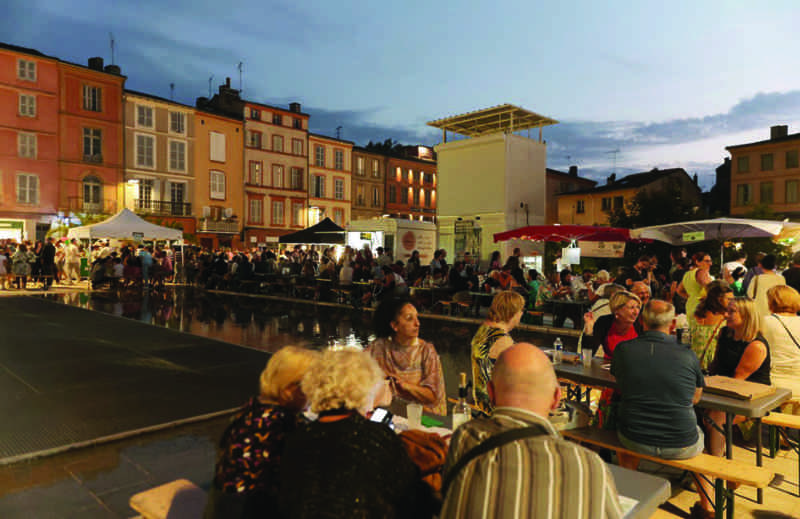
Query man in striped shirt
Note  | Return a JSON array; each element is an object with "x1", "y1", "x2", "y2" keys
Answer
[{"x1": 441, "y1": 343, "x2": 623, "y2": 519}]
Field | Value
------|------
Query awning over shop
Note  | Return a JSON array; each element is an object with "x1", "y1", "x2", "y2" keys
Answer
[
  {"x1": 494, "y1": 224, "x2": 633, "y2": 243},
  {"x1": 67, "y1": 208, "x2": 182, "y2": 241},
  {"x1": 278, "y1": 218, "x2": 345, "y2": 244}
]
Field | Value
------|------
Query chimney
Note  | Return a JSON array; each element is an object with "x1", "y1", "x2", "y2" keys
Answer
[
  {"x1": 104, "y1": 64, "x2": 121, "y2": 75},
  {"x1": 568, "y1": 165, "x2": 578, "y2": 177},
  {"x1": 87, "y1": 57, "x2": 104, "y2": 71},
  {"x1": 289, "y1": 102, "x2": 301, "y2": 113},
  {"x1": 771, "y1": 125, "x2": 788, "y2": 139},
  {"x1": 225, "y1": 77, "x2": 231, "y2": 88}
]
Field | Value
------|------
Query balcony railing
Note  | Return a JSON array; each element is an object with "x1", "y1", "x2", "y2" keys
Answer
[
  {"x1": 133, "y1": 199, "x2": 192, "y2": 216},
  {"x1": 67, "y1": 197, "x2": 116, "y2": 214},
  {"x1": 198, "y1": 219, "x2": 239, "y2": 234},
  {"x1": 83, "y1": 154, "x2": 103, "y2": 164}
]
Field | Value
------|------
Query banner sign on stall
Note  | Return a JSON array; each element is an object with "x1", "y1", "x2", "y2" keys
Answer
[
  {"x1": 132, "y1": 232, "x2": 144, "y2": 242},
  {"x1": 577, "y1": 241, "x2": 625, "y2": 258},
  {"x1": 682, "y1": 231, "x2": 705, "y2": 242}
]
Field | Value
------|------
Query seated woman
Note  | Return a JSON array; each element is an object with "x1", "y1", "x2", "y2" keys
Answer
[
  {"x1": 690, "y1": 280, "x2": 733, "y2": 372},
  {"x1": 205, "y1": 346, "x2": 318, "y2": 519},
  {"x1": 581, "y1": 291, "x2": 642, "y2": 359},
  {"x1": 471, "y1": 291, "x2": 525, "y2": 413},
  {"x1": 367, "y1": 298, "x2": 447, "y2": 415},
  {"x1": 762, "y1": 285, "x2": 800, "y2": 414},
  {"x1": 697, "y1": 297, "x2": 771, "y2": 517},
  {"x1": 278, "y1": 349, "x2": 434, "y2": 519}
]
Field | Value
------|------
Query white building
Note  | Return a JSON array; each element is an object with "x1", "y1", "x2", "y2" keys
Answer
[{"x1": 428, "y1": 104, "x2": 557, "y2": 264}]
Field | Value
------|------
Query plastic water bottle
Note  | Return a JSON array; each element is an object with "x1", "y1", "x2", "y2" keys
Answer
[
  {"x1": 553, "y1": 337, "x2": 563, "y2": 364},
  {"x1": 681, "y1": 323, "x2": 691, "y2": 345},
  {"x1": 451, "y1": 372, "x2": 471, "y2": 430}
]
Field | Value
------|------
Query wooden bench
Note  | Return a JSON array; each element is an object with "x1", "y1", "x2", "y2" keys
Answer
[
  {"x1": 562, "y1": 426, "x2": 776, "y2": 519},
  {"x1": 763, "y1": 411, "x2": 800, "y2": 496},
  {"x1": 129, "y1": 479, "x2": 207, "y2": 519}
]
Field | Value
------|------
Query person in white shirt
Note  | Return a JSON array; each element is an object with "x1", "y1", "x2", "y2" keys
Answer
[
  {"x1": 339, "y1": 261, "x2": 354, "y2": 286},
  {"x1": 64, "y1": 239, "x2": 81, "y2": 284},
  {"x1": 747, "y1": 254, "x2": 785, "y2": 317},
  {"x1": 723, "y1": 251, "x2": 747, "y2": 284},
  {"x1": 762, "y1": 285, "x2": 800, "y2": 414}
]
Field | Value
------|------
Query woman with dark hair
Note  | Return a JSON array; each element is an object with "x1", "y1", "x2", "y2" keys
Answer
[
  {"x1": 367, "y1": 298, "x2": 446, "y2": 415},
  {"x1": 747, "y1": 253, "x2": 785, "y2": 317},
  {"x1": 406, "y1": 250, "x2": 421, "y2": 284},
  {"x1": 678, "y1": 251, "x2": 714, "y2": 326},
  {"x1": 690, "y1": 280, "x2": 733, "y2": 371},
  {"x1": 488, "y1": 250, "x2": 502, "y2": 271}
]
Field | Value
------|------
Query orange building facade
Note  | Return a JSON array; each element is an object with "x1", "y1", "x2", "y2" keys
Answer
[
  {"x1": 308, "y1": 133, "x2": 353, "y2": 227},
  {"x1": 351, "y1": 147, "x2": 385, "y2": 221},
  {"x1": 0, "y1": 43, "x2": 60, "y2": 241},
  {"x1": 193, "y1": 107, "x2": 244, "y2": 250},
  {"x1": 385, "y1": 154, "x2": 437, "y2": 222},
  {"x1": 57, "y1": 57, "x2": 125, "y2": 221}
]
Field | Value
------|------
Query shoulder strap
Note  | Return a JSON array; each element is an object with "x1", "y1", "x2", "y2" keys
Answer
[
  {"x1": 700, "y1": 319, "x2": 725, "y2": 360},
  {"x1": 773, "y1": 314, "x2": 800, "y2": 349},
  {"x1": 442, "y1": 424, "x2": 548, "y2": 496}
]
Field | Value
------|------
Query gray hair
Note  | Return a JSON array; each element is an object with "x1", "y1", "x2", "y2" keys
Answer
[{"x1": 641, "y1": 300, "x2": 675, "y2": 330}]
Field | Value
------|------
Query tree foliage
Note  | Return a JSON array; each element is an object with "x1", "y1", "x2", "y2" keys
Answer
[
  {"x1": 364, "y1": 138, "x2": 405, "y2": 156},
  {"x1": 607, "y1": 179, "x2": 699, "y2": 229}
]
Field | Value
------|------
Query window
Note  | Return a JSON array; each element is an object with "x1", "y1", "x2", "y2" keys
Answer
[
  {"x1": 576, "y1": 200, "x2": 585, "y2": 214},
  {"x1": 136, "y1": 134, "x2": 155, "y2": 168},
  {"x1": 334, "y1": 178, "x2": 344, "y2": 200},
  {"x1": 293, "y1": 118, "x2": 302, "y2": 129},
  {"x1": 613, "y1": 196, "x2": 624, "y2": 210},
  {"x1": 250, "y1": 108, "x2": 260, "y2": 120},
  {"x1": 407, "y1": 169, "x2": 413, "y2": 183},
  {"x1": 82, "y1": 85, "x2": 101, "y2": 111},
  {"x1": 139, "y1": 179, "x2": 153, "y2": 207},
  {"x1": 334, "y1": 149, "x2": 344, "y2": 170},
  {"x1": 137, "y1": 105, "x2": 153, "y2": 127},
  {"x1": 18, "y1": 133, "x2": 36, "y2": 158},
  {"x1": 413, "y1": 188, "x2": 420, "y2": 206},
  {"x1": 395, "y1": 167, "x2": 402, "y2": 181},
  {"x1": 313, "y1": 175, "x2": 325, "y2": 198},
  {"x1": 246, "y1": 130, "x2": 262, "y2": 148},
  {"x1": 272, "y1": 165, "x2": 284, "y2": 188},
  {"x1": 210, "y1": 170, "x2": 225, "y2": 199},
  {"x1": 356, "y1": 157, "x2": 365, "y2": 176},
  {"x1": 787, "y1": 180, "x2": 798, "y2": 204},
  {"x1": 356, "y1": 185, "x2": 364, "y2": 205},
  {"x1": 373, "y1": 187, "x2": 380, "y2": 207},
  {"x1": 83, "y1": 176, "x2": 101, "y2": 207},
  {"x1": 736, "y1": 184, "x2": 752, "y2": 206},
  {"x1": 424, "y1": 189, "x2": 431, "y2": 207},
  {"x1": 372, "y1": 159, "x2": 380, "y2": 178},
  {"x1": 17, "y1": 59, "x2": 36, "y2": 81},
  {"x1": 272, "y1": 113, "x2": 282, "y2": 125},
  {"x1": 290, "y1": 167, "x2": 303, "y2": 190},
  {"x1": 249, "y1": 198, "x2": 263, "y2": 224},
  {"x1": 272, "y1": 200, "x2": 285, "y2": 225},
  {"x1": 210, "y1": 132, "x2": 226, "y2": 162},
  {"x1": 401, "y1": 187, "x2": 409, "y2": 204},
  {"x1": 760, "y1": 181, "x2": 774, "y2": 204},
  {"x1": 292, "y1": 202, "x2": 303, "y2": 226},
  {"x1": 292, "y1": 138, "x2": 303, "y2": 156},
  {"x1": 16, "y1": 173, "x2": 39, "y2": 204},
  {"x1": 249, "y1": 161, "x2": 262, "y2": 185},
  {"x1": 83, "y1": 128, "x2": 102, "y2": 160},
  {"x1": 787, "y1": 150, "x2": 799, "y2": 169},
  {"x1": 333, "y1": 208, "x2": 344, "y2": 226},
  {"x1": 388, "y1": 185, "x2": 397, "y2": 203},
  {"x1": 170, "y1": 112, "x2": 185, "y2": 134},
  {"x1": 424, "y1": 173, "x2": 434, "y2": 184},
  {"x1": 601, "y1": 197, "x2": 611, "y2": 211},
  {"x1": 169, "y1": 140, "x2": 186, "y2": 172},
  {"x1": 414, "y1": 171, "x2": 421, "y2": 184},
  {"x1": 761, "y1": 153, "x2": 774, "y2": 171},
  {"x1": 18, "y1": 94, "x2": 36, "y2": 117},
  {"x1": 170, "y1": 183, "x2": 185, "y2": 214},
  {"x1": 315, "y1": 146, "x2": 325, "y2": 167},
  {"x1": 272, "y1": 134, "x2": 283, "y2": 153},
  {"x1": 737, "y1": 156, "x2": 749, "y2": 174}
]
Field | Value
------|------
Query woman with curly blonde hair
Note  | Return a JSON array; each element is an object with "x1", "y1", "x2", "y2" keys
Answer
[{"x1": 279, "y1": 349, "x2": 434, "y2": 518}]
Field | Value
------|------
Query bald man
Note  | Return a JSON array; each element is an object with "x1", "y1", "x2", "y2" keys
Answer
[{"x1": 441, "y1": 343, "x2": 623, "y2": 519}]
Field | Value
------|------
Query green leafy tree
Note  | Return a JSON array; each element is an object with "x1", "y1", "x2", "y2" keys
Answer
[
  {"x1": 607, "y1": 179, "x2": 699, "y2": 229},
  {"x1": 46, "y1": 212, "x2": 111, "y2": 238}
]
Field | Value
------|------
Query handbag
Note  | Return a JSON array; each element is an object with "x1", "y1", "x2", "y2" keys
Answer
[{"x1": 398, "y1": 429, "x2": 448, "y2": 492}]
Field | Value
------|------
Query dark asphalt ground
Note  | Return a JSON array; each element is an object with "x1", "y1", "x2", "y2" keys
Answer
[{"x1": 0, "y1": 296, "x2": 267, "y2": 464}]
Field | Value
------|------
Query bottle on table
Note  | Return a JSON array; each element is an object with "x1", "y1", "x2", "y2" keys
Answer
[
  {"x1": 553, "y1": 337, "x2": 563, "y2": 364},
  {"x1": 680, "y1": 323, "x2": 691, "y2": 345},
  {"x1": 452, "y1": 372, "x2": 471, "y2": 430}
]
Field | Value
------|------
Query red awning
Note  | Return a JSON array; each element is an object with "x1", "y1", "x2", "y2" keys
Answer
[{"x1": 493, "y1": 225, "x2": 633, "y2": 243}]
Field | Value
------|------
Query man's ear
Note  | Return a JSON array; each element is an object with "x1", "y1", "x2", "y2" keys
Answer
[
  {"x1": 550, "y1": 384, "x2": 562, "y2": 411},
  {"x1": 488, "y1": 380, "x2": 496, "y2": 407}
]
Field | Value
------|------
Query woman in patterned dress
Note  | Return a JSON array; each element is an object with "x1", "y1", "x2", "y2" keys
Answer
[
  {"x1": 690, "y1": 280, "x2": 733, "y2": 371},
  {"x1": 204, "y1": 346, "x2": 318, "y2": 519},
  {"x1": 470, "y1": 291, "x2": 525, "y2": 413},
  {"x1": 367, "y1": 298, "x2": 447, "y2": 415}
]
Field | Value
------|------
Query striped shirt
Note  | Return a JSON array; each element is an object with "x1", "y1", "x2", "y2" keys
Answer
[{"x1": 441, "y1": 407, "x2": 623, "y2": 519}]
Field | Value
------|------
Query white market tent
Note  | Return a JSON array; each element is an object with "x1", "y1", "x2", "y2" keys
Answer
[{"x1": 66, "y1": 208, "x2": 183, "y2": 241}]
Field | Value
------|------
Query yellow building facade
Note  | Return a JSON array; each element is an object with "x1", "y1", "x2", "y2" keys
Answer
[{"x1": 308, "y1": 133, "x2": 353, "y2": 227}]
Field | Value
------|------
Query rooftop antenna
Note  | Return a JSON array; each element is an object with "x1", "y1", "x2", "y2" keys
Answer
[
  {"x1": 169, "y1": 82, "x2": 175, "y2": 100},
  {"x1": 237, "y1": 62, "x2": 243, "y2": 94},
  {"x1": 109, "y1": 32, "x2": 115, "y2": 65},
  {"x1": 336, "y1": 126, "x2": 342, "y2": 139},
  {"x1": 208, "y1": 75, "x2": 214, "y2": 98},
  {"x1": 605, "y1": 148, "x2": 621, "y2": 175}
]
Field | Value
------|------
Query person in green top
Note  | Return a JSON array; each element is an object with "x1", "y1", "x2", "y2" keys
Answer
[
  {"x1": 690, "y1": 280, "x2": 733, "y2": 371},
  {"x1": 526, "y1": 269, "x2": 542, "y2": 309}
]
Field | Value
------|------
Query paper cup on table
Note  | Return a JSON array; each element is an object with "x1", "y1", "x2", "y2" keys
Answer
[
  {"x1": 581, "y1": 351, "x2": 592, "y2": 368},
  {"x1": 406, "y1": 403, "x2": 423, "y2": 429}
]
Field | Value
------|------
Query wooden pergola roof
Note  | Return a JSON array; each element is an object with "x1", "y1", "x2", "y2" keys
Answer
[{"x1": 427, "y1": 104, "x2": 558, "y2": 138}]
